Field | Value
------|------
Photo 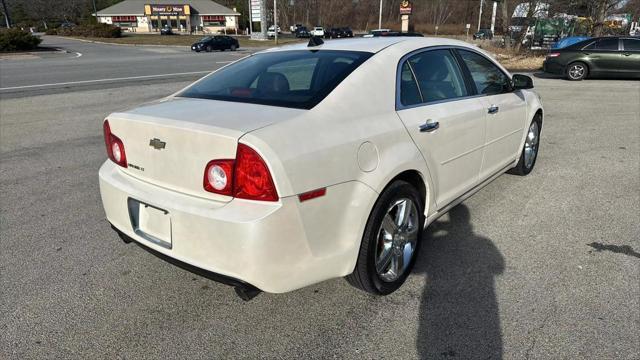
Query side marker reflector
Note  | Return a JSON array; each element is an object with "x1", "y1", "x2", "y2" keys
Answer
[{"x1": 298, "y1": 188, "x2": 326, "y2": 202}]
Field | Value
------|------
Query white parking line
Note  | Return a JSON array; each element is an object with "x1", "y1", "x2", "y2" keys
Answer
[{"x1": 0, "y1": 71, "x2": 211, "y2": 91}]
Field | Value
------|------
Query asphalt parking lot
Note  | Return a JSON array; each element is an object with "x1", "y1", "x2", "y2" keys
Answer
[{"x1": 1, "y1": 37, "x2": 638, "y2": 359}]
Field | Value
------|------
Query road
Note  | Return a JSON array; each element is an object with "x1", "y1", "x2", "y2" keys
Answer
[
  {"x1": 1, "y1": 37, "x2": 639, "y2": 359},
  {"x1": 0, "y1": 36, "x2": 251, "y2": 96}
]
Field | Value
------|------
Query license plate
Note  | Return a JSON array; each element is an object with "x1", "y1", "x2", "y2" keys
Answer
[{"x1": 128, "y1": 198, "x2": 172, "y2": 249}]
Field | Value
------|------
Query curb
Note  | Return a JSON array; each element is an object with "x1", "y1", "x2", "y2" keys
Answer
[{"x1": 47, "y1": 35, "x2": 273, "y2": 51}]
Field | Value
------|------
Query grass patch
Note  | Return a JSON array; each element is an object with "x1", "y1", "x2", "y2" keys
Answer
[{"x1": 61, "y1": 33, "x2": 304, "y2": 48}]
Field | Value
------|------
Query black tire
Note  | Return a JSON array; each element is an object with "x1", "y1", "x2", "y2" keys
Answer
[
  {"x1": 230, "y1": 44, "x2": 237, "y2": 51},
  {"x1": 346, "y1": 180, "x2": 425, "y2": 295},
  {"x1": 205, "y1": 45, "x2": 212, "y2": 52},
  {"x1": 508, "y1": 114, "x2": 542, "y2": 176},
  {"x1": 566, "y1": 61, "x2": 588, "y2": 81}
]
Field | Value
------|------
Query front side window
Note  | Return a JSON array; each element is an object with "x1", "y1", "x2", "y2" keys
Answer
[
  {"x1": 179, "y1": 50, "x2": 372, "y2": 109},
  {"x1": 458, "y1": 50, "x2": 511, "y2": 95},
  {"x1": 400, "y1": 49, "x2": 469, "y2": 105},
  {"x1": 623, "y1": 39, "x2": 640, "y2": 51}
]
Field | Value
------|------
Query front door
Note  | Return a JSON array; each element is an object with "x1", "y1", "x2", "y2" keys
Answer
[
  {"x1": 395, "y1": 49, "x2": 487, "y2": 208},
  {"x1": 456, "y1": 49, "x2": 527, "y2": 179}
]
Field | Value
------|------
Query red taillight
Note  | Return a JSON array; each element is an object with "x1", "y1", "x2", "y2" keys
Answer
[
  {"x1": 546, "y1": 52, "x2": 561, "y2": 58},
  {"x1": 203, "y1": 143, "x2": 278, "y2": 202},
  {"x1": 103, "y1": 120, "x2": 127, "y2": 168}
]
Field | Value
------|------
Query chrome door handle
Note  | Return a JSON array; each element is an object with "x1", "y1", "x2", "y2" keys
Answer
[
  {"x1": 488, "y1": 105, "x2": 500, "y2": 114},
  {"x1": 419, "y1": 120, "x2": 439, "y2": 133}
]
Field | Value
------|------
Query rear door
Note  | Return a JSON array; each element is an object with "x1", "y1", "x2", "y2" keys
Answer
[
  {"x1": 583, "y1": 38, "x2": 622, "y2": 74},
  {"x1": 395, "y1": 48, "x2": 487, "y2": 208},
  {"x1": 456, "y1": 49, "x2": 527, "y2": 180},
  {"x1": 621, "y1": 38, "x2": 640, "y2": 75}
]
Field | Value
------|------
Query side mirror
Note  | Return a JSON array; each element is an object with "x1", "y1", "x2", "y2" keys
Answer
[{"x1": 512, "y1": 74, "x2": 534, "y2": 90}]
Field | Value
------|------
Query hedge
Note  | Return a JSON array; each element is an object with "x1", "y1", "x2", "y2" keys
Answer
[{"x1": 0, "y1": 28, "x2": 42, "y2": 52}]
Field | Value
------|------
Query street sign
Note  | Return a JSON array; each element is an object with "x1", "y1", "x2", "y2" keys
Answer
[
  {"x1": 466, "y1": 23, "x2": 471, "y2": 29},
  {"x1": 399, "y1": 0, "x2": 412, "y2": 15}
]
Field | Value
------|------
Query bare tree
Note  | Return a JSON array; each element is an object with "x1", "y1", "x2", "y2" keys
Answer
[{"x1": 592, "y1": 0, "x2": 626, "y2": 36}]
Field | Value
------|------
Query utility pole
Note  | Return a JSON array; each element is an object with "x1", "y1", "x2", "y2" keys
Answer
[
  {"x1": 273, "y1": 0, "x2": 278, "y2": 45},
  {"x1": 248, "y1": 0, "x2": 253, "y2": 35},
  {"x1": 91, "y1": 0, "x2": 98, "y2": 16},
  {"x1": 1, "y1": 0, "x2": 11, "y2": 28},
  {"x1": 378, "y1": 0, "x2": 383, "y2": 30},
  {"x1": 477, "y1": 0, "x2": 484, "y2": 32}
]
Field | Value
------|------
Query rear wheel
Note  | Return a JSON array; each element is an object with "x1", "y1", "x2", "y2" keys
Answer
[
  {"x1": 508, "y1": 115, "x2": 541, "y2": 176},
  {"x1": 567, "y1": 62, "x2": 588, "y2": 80},
  {"x1": 346, "y1": 180, "x2": 424, "y2": 295},
  {"x1": 230, "y1": 44, "x2": 237, "y2": 51}
]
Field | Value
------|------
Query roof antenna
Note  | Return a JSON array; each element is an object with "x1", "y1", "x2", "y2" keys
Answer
[{"x1": 308, "y1": 36, "x2": 324, "y2": 47}]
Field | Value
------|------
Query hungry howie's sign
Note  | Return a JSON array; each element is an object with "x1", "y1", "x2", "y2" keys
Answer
[{"x1": 144, "y1": 4, "x2": 190, "y2": 15}]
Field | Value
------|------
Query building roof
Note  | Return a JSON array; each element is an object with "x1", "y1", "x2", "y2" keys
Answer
[{"x1": 96, "y1": 0, "x2": 240, "y2": 16}]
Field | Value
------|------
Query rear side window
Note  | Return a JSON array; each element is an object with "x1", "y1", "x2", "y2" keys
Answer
[
  {"x1": 457, "y1": 50, "x2": 512, "y2": 95},
  {"x1": 585, "y1": 38, "x2": 619, "y2": 50},
  {"x1": 179, "y1": 50, "x2": 372, "y2": 109},
  {"x1": 623, "y1": 39, "x2": 640, "y2": 51},
  {"x1": 400, "y1": 49, "x2": 469, "y2": 105}
]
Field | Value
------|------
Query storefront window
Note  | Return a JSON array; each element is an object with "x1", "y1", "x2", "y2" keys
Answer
[
  {"x1": 112, "y1": 16, "x2": 137, "y2": 28},
  {"x1": 203, "y1": 15, "x2": 226, "y2": 26}
]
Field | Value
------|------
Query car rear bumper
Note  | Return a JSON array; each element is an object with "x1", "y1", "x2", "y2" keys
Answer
[
  {"x1": 99, "y1": 160, "x2": 377, "y2": 293},
  {"x1": 543, "y1": 59, "x2": 565, "y2": 75}
]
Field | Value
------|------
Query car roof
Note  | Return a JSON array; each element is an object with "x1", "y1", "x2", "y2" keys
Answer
[{"x1": 262, "y1": 37, "x2": 474, "y2": 54}]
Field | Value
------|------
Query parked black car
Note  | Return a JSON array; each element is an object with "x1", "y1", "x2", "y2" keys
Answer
[
  {"x1": 473, "y1": 28, "x2": 493, "y2": 40},
  {"x1": 160, "y1": 25, "x2": 174, "y2": 35},
  {"x1": 191, "y1": 35, "x2": 239, "y2": 52},
  {"x1": 294, "y1": 26, "x2": 311, "y2": 38},
  {"x1": 543, "y1": 36, "x2": 640, "y2": 80},
  {"x1": 325, "y1": 27, "x2": 354, "y2": 39}
]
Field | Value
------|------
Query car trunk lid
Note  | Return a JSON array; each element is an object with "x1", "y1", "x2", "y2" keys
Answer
[{"x1": 106, "y1": 97, "x2": 303, "y2": 202}]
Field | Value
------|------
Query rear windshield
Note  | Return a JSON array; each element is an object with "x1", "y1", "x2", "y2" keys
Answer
[{"x1": 178, "y1": 50, "x2": 372, "y2": 109}]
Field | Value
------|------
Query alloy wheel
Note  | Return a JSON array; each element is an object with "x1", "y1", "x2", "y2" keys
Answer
[
  {"x1": 524, "y1": 121, "x2": 539, "y2": 169},
  {"x1": 569, "y1": 64, "x2": 585, "y2": 80},
  {"x1": 375, "y1": 198, "x2": 419, "y2": 282}
]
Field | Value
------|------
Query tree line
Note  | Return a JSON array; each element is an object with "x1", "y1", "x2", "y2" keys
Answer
[{"x1": 2, "y1": 0, "x2": 639, "y2": 35}]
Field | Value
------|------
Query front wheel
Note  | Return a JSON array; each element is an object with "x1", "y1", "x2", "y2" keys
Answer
[
  {"x1": 346, "y1": 180, "x2": 424, "y2": 295},
  {"x1": 205, "y1": 45, "x2": 212, "y2": 52},
  {"x1": 508, "y1": 115, "x2": 541, "y2": 176}
]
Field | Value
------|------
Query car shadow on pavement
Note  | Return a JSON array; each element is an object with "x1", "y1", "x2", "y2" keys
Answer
[
  {"x1": 414, "y1": 204, "x2": 505, "y2": 359},
  {"x1": 533, "y1": 71, "x2": 564, "y2": 79}
]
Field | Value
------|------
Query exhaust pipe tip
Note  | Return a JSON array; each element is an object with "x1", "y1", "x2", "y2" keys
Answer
[{"x1": 234, "y1": 285, "x2": 262, "y2": 301}]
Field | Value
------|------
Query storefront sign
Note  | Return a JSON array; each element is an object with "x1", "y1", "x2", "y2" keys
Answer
[
  {"x1": 145, "y1": 4, "x2": 190, "y2": 16},
  {"x1": 400, "y1": 0, "x2": 412, "y2": 15},
  {"x1": 250, "y1": 0, "x2": 262, "y2": 22}
]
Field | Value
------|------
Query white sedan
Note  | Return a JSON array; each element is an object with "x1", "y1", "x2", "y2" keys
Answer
[
  {"x1": 311, "y1": 26, "x2": 325, "y2": 37},
  {"x1": 99, "y1": 37, "x2": 543, "y2": 299}
]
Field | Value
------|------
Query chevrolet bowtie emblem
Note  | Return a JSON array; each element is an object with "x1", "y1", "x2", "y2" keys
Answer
[{"x1": 149, "y1": 138, "x2": 166, "y2": 150}]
